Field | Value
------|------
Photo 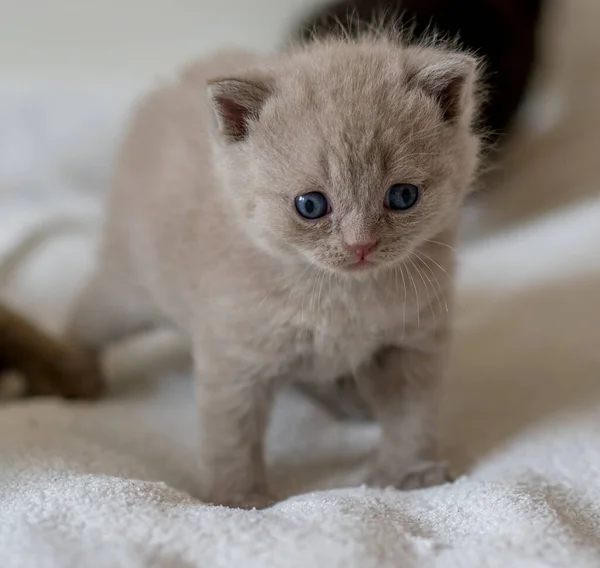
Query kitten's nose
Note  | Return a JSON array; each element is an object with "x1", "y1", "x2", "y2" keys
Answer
[{"x1": 346, "y1": 239, "x2": 378, "y2": 260}]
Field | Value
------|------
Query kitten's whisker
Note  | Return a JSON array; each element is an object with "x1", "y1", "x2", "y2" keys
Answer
[
  {"x1": 423, "y1": 239, "x2": 456, "y2": 252},
  {"x1": 297, "y1": 267, "x2": 317, "y2": 340},
  {"x1": 316, "y1": 269, "x2": 324, "y2": 314},
  {"x1": 308, "y1": 268, "x2": 322, "y2": 318},
  {"x1": 405, "y1": 261, "x2": 420, "y2": 329},
  {"x1": 418, "y1": 253, "x2": 448, "y2": 317},
  {"x1": 285, "y1": 264, "x2": 312, "y2": 338},
  {"x1": 256, "y1": 286, "x2": 277, "y2": 312},
  {"x1": 317, "y1": 268, "x2": 327, "y2": 317},
  {"x1": 399, "y1": 264, "x2": 407, "y2": 340},
  {"x1": 408, "y1": 257, "x2": 436, "y2": 323},
  {"x1": 381, "y1": 270, "x2": 390, "y2": 303},
  {"x1": 416, "y1": 250, "x2": 450, "y2": 277},
  {"x1": 309, "y1": 270, "x2": 317, "y2": 315},
  {"x1": 415, "y1": 252, "x2": 450, "y2": 314},
  {"x1": 327, "y1": 270, "x2": 333, "y2": 321},
  {"x1": 287, "y1": 264, "x2": 311, "y2": 304},
  {"x1": 302, "y1": 274, "x2": 317, "y2": 340},
  {"x1": 414, "y1": 252, "x2": 449, "y2": 314},
  {"x1": 414, "y1": 251, "x2": 441, "y2": 285},
  {"x1": 415, "y1": 254, "x2": 444, "y2": 315}
]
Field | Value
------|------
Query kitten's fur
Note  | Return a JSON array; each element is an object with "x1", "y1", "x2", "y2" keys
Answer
[
  {"x1": 0, "y1": 302, "x2": 103, "y2": 398},
  {"x1": 67, "y1": 35, "x2": 481, "y2": 509},
  {"x1": 296, "y1": 0, "x2": 544, "y2": 145}
]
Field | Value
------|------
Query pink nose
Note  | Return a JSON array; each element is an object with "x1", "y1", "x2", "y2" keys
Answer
[{"x1": 346, "y1": 240, "x2": 378, "y2": 260}]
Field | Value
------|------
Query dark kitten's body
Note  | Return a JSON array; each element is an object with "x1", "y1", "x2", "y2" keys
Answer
[
  {"x1": 297, "y1": 0, "x2": 545, "y2": 145},
  {"x1": 0, "y1": 302, "x2": 103, "y2": 398}
]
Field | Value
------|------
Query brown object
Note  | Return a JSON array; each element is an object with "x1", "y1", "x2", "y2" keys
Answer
[{"x1": 0, "y1": 302, "x2": 105, "y2": 398}]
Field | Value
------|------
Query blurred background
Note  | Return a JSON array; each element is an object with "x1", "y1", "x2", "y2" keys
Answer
[
  {"x1": 1, "y1": 3, "x2": 600, "y2": 561},
  {"x1": 0, "y1": 0, "x2": 320, "y2": 83}
]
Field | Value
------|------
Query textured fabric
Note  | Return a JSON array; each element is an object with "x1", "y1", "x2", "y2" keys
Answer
[{"x1": 1, "y1": 1, "x2": 600, "y2": 563}]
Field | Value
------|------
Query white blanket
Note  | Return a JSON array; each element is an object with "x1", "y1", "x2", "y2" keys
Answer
[{"x1": 2, "y1": 10, "x2": 600, "y2": 565}]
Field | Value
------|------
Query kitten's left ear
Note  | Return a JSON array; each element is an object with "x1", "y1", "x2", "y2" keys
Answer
[
  {"x1": 207, "y1": 76, "x2": 273, "y2": 142},
  {"x1": 411, "y1": 54, "x2": 477, "y2": 123}
]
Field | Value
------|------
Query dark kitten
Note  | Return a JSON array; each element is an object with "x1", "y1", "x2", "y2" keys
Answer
[
  {"x1": 296, "y1": 0, "x2": 545, "y2": 146},
  {"x1": 0, "y1": 302, "x2": 104, "y2": 398}
]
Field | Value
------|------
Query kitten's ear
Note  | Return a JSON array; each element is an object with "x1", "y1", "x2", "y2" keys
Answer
[
  {"x1": 207, "y1": 76, "x2": 273, "y2": 142},
  {"x1": 411, "y1": 54, "x2": 477, "y2": 123}
]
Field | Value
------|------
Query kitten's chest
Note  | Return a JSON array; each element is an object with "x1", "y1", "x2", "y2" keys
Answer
[{"x1": 282, "y1": 285, "x2": 404, "y2": 382}]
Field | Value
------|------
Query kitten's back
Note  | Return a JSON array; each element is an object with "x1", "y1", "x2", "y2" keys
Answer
[{"x1": 100, "y1": 49, "x2": 263, "y2": 320}]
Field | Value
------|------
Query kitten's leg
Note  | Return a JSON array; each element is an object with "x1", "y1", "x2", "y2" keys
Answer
[
  {"x1": 356, "y1": 340, "x2": 451, "y2": 490},
  {"x1": 194, "y1": 348, "x2": 275, "y2": 509},
  {"x1": 296, "y1": 376, "x2": 373, "y2": 422}
]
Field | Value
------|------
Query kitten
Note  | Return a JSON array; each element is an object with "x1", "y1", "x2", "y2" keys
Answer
[
  {"x1": 296, "y1": 0, "x2": 544, "y2": 146},
  {"x1": 0, "y1": 302, "x2": 103, "y2": 398},
  {"x1": 67, "y1": 35, "x2": 481, "y2": 509}
]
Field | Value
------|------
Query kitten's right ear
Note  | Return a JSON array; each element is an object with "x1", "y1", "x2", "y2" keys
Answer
[
  {"x1": 410, "y1": 54, "x2": 478, "y2": 123},
  {"x1": 207, "y1": 77, "x2": 273, "y2": 142}
]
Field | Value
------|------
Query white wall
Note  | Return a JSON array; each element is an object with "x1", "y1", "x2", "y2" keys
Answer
[{"x1": 0, "y1": 0, "x2": 324, "y2": 82}]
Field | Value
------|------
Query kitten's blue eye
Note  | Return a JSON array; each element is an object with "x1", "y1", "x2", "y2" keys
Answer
[
  {"x1": 385, "y1": 184, "x2": 420, "y2": 211},
  {"x1": 295, "y1": 192, "x2": 330, "y2": 219}
]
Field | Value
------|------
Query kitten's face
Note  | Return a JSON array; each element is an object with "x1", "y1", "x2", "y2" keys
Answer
[{"x1": 209, "y1": 43, "x2": 480, "y2": 275}]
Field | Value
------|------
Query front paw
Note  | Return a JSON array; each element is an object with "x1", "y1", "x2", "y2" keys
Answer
[
  {"x1": 366, "y1": 460, "x2": 452, "y2": 490},
  {"x1": 208, "y1": 492, "x2": 276, "y2": 510}
]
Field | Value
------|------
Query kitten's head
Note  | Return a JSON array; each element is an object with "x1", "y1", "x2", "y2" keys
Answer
[{"x1": 207, "y1": 38, "x2": 481, "y2": 275}]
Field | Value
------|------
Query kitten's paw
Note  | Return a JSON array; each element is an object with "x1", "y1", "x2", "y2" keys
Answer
[
  {"x1": 210, "y1": 492, "x2": 276, "y2": 510},
  {"x1": 366, "y1": 460, "x2": 452, "y2": 491}
]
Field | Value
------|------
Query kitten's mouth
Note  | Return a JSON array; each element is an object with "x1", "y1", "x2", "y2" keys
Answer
[{"x1": 345, "y1": 258, "x2": 376, "y2": 271}]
